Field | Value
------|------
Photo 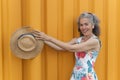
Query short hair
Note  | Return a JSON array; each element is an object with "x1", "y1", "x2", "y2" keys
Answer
[{"x1": 77, "y1": 12, "x2": 100, "y2": 37}]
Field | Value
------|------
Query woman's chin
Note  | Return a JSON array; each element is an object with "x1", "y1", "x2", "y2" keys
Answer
[{"x1": 83, "y1": 34, "x2": 87, "y2": 36}]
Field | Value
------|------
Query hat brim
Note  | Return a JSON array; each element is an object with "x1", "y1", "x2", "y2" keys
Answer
[{"x1": 10, "y1": 27, "x2": 44, "y2": 59}]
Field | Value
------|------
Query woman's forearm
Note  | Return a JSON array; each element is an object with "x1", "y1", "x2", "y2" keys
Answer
[
  {"x1": 33, "y1": 31, "x2": 76, "y2": 52},
  {"x1": 44, "y1": 41, "x2": 65, "y2": 51},
  {"x1": 47, "y1": 36, "x2": 75, "y2": 52}
]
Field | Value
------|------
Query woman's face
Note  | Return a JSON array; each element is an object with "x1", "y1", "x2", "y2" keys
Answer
[{"x1": 79, "y1": 18, "x2": 94, "y2": 36}]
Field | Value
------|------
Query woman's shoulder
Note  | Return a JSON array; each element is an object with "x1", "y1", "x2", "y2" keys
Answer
[
  {"x1": 89, "y1": 35, "x2": 102, "y2": 50},
  {"x1": 91, "y1": 35, "x2": 101, "y2": 46}
]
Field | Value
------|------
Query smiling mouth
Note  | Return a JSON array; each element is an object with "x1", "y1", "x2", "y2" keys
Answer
[{"x1": 82, "y1": 30, "x2": 88, "y2": 34}]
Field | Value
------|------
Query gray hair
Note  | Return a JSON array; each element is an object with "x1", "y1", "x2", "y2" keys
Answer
[{"x1": 77, "y1": 12, "x2": 100, "y2": 37}]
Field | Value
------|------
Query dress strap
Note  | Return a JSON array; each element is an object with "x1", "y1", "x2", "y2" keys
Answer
[{"x1": 76, "y1": 37, "x2": 82, "y2": 44}]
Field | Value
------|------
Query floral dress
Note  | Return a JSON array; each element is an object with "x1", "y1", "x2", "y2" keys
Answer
[{"x1": 70, "y1": 36, "x2": 100, "y2": 80}]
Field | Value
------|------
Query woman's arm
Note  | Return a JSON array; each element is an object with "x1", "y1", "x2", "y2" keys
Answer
[
  {"x1": 33, "y1": 31, "x2": 99, "y2": 52},
  {"x1": 44, "y1": 38, "x2": 77, "y2": 51},
  {"x1": 44, "y1": 41, "x2": 64, "y2": 51},
  {"x1": 33, "y1": 31, "x2": 77, "y2": 51},
  {"x1": 46, "y1": 36, "x2": 99, "y2": 52}
]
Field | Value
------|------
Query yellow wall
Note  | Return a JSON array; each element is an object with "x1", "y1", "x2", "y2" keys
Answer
[{"x1": 0, "y1": 0, "x2": 120, "y2": 80}]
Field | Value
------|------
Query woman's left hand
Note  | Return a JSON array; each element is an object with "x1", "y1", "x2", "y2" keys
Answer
[{"x1": 32, "y1": 31, "x2": 50, "y2": 41}]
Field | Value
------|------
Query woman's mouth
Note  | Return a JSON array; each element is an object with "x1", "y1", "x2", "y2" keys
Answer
[{"x1": 82, "y1": 30, "x2": 88, "y2": 34}]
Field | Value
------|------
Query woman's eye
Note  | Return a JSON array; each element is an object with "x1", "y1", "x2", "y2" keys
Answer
[
  {"x1": 80, "y1": 24, "x2": 83, "y2": 26},
  {"x1": 80, "y1": 23, "x2": 89, "y2": 26},
  {"x1": 84, "y1": 23, "x2": 88, "y2": 26}
]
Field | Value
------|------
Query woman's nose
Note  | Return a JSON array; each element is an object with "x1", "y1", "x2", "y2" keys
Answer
[{"x1": 81, "y1": 25, "x2": 86, "y2": 29}]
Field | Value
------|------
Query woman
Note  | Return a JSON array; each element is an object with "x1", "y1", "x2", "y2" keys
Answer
[{"x1": 33, "y1": 12, "x2": 101, "y2": 80}]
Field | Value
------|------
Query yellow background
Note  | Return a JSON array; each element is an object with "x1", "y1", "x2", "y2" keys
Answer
[{"x1": 0, "y1": 0, "x2": 120, "y2": 80}]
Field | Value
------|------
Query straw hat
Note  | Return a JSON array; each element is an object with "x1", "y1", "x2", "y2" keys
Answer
[{"x1": 10, "y1": 27, "x2": 44, "y2": 59}]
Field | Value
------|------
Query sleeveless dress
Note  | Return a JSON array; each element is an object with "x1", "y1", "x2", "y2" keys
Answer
[{"x1": 70, "y1": 36, "x2": 100, "y2": 80}]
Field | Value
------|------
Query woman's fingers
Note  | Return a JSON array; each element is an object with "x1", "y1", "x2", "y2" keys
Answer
[
  {"x1": 35, "y1": 36, "x2": 40, "y2": 39},
  {"x1": 32, "y1": 31, "x2": 44, "y2": 36},
  {"x1": 32, "y1": 31, "x2": 41, "y2": 37},
  {"x1": 32, "y1": 31, "x2": 47, "y2": 40},
  {"x1": 32, "y1": 31, "x2": 40, "y2": 35}
]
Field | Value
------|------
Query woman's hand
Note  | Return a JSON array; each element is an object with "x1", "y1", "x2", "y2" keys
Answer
[{"x1": 33, "y1": 31, "x2": 50, "y2": 41}]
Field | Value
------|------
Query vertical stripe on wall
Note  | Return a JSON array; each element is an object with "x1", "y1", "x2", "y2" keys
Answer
[
  {"x1": 0, "y1": 0, "x2": 3, "y2": 79},
  {"x1": 2, "y1": 0, "x2": 22, "y2": 80},
  {"x1": 0, "y1": 0, "x2": 120, "y2": 80},
  {"x1": 94, "y1": 0, "x2": 107, "y2": 80},
  {"x1": 118, "y1": 0, "x2": 120, "y2": 80},
  {"x1": 46, "y1": 0, "x2": 58, "y2": 80},
  {"x1": 107, "y1": 0, "x2": 119, "y2": 80}
]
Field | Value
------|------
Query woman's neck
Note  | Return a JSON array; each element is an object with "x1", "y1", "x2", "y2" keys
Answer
[{"x1": 82, "y1": 34, "x2": 94, "y2": 41}]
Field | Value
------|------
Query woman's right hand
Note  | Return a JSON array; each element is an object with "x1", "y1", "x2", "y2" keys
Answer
[{"x1": 33, "y1": 31, "x2": 50, "y2": 41}]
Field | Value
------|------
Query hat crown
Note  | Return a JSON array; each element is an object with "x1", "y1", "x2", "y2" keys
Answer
[{"x1": 17, "y1": 34, "x2": 36, "y2": 52}]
